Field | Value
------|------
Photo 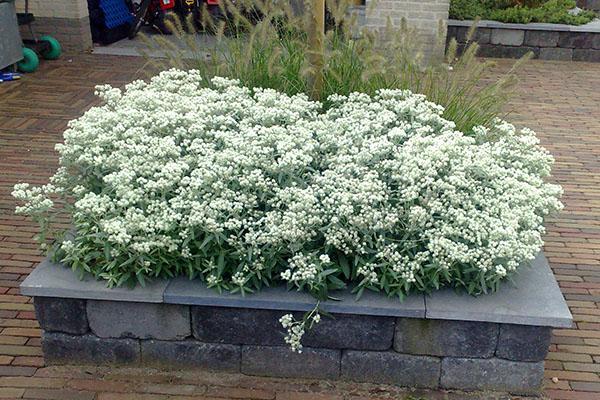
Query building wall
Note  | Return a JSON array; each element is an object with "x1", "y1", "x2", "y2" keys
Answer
[
  {"x1": 363, "y1": 0, "x2": 450, "y2": 60},
  {"x1": 577, "y1": 0, "x2": 600, "y2": 12},
  {"x1": 17, "y1": 0, "x2": 92, "y2": 52}
]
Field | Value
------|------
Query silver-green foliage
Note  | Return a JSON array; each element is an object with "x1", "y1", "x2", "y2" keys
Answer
[{"x1": 12, "y1": 70, "x2": 562, "y2": 300}]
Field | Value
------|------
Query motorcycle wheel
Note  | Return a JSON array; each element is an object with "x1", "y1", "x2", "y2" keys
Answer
[{"x1": 128, "y1": 0, "x2": 151, "y2": 39}]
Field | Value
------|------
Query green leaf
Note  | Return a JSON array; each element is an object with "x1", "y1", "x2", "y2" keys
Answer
[{"x1": 338, "y1": 253, "x2": 350, "y2": 279}]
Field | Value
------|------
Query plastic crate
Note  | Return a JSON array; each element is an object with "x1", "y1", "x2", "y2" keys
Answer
[{"x1": 99, "y1": 0, "x2": 133, "y2": 29}]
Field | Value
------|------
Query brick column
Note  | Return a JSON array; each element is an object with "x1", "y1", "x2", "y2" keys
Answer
[
  {"x1": 17, "y1": 0, "x2": 92, "y2": 52},
  {"x1": 363, "y1": 0, "x2": 450, "y2": 59}
]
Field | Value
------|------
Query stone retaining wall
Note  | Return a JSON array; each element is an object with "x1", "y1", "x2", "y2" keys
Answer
[
  {"x1": 447, "y1": 19, "x2": 600, "y2": 62},
  {"x1": 22, "y1": 252, "x2": 572, "y2": 396},
  {"x1": 35, "y1": 296, "x2": 549, "y2": 395}
]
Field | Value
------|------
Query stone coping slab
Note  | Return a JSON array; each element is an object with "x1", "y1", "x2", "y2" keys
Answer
[
  {"x1": 164, "y1": 277, "x2": 424, "y2": 318},
  {"x1": 20, "y1": 258, "x2": 169, "y2": 303},
  {"x1": 448, "y1": 18, "x2": 600, "y2": 33},
  {"x1": 21, "y1": 252, "x2": 571, "y2": 327},
  {"x1": 426, "y1": 253, "x2": 572, "y2": 328}
]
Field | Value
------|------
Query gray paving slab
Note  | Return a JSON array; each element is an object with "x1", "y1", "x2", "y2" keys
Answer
[
  {"x1": 20, "y1": 258, "x2": 168, "y2": 303},
  {"x1": 448, "y1": 18, "x2": 600, "y2": 33},
  {"x1": 425, "y1": 252, "x2": 572, "y2": 328},
  {"x1": 165, "y1": 278, "x2": 425, "y2": 318}
]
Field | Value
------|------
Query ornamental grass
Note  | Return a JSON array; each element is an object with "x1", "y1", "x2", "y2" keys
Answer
[{"x1": 140, "y1": 0, "x2": 532, "y2": 133}]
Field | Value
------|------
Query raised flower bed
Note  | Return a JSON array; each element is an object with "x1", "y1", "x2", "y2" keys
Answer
[
  {"x1": 14, "y1": 69, "x2": 569, "y2": 395},
  {"x1": 447, "y1": 19, "x2": 600, "y2": 61},
  {"x1": 23, "y1": 252, "x2": 571, "y2": 395}
]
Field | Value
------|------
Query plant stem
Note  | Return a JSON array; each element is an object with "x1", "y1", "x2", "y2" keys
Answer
[{"x1": 307, "y1": 0, "x2": 325, "y2": 100}]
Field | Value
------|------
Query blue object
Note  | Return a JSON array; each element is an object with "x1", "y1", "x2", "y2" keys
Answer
[
  {"x1": 0, "y1": 72, "x2": 22, "y2": 82},
  {"x1": 99, "y1": 0, "x2": 133, "y2": 29},
  {"x1": 1, "y1": 72, "x2": 22, "y2": 80}
]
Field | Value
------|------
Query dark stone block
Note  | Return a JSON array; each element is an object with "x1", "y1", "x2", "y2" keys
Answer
[
  {"x1": 496, "y1": 324, "x2": 552, "y2": 362},
  {"x1": 42, "y1": 332, "x2": 139, "y2": 365},
  {"x1": 241, "y1": 345, "x2": 340, "y2": 379},
  {"x1": 539, "y1": 47, "x2": 573, "y2": 61},
  {"x1": 573, "y1": 49, "x2": 600, "y2": 63},
  {"x1": 446, "y1": 26, "x2": 460, "y2": 43},
  {"x1": 476, "y1": 44, "x2": 539, "y2": 59},
  {"x1": 524, "y1": 30, "x2": 559, "y2": 48},
  {"x1": 499, "y1": 46, "x2": 540, "y2": 59},
  {"x1": 303, "y1": 314, "x2": 395, "y2": 350},
  {"x1": 193, "y1": 306, "x2": 394, "y2": 350},
  {"x1": 558, "y1": 32, "x2": 594, "y2": 49},
  {"x1": 341, "y1": 351, "x2": 440, "y2": 388},
  {"x1": 34, "y1": 297, "x2": 88, "y2": 335},
  {"x1": 192, "y1": 306, "x2": 287, "y2": 345},
  {"x1": 441, "y1": 357, "x2": 544, "y2": 395},
  {"x1": 394, "y1": 318, "x2": 498, "y2": 358},
  {"x1": 141, "y1": 340, "x2": 240, "y2": 372},
  {"x1": 447, "y1": 26, "x2": 492, "y2": 45},
  {"x1": 594, "y1": 34, "x2": 600, "y2": 50},
  {"x1": 491, "y1": 29, "x2": 525, "y2": 46},
  {"x1": 87, "y1": 300, "x2": 190, "y2": 340}
]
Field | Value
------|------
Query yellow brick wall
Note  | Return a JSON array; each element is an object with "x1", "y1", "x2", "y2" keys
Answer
[
  {"x1": 15, "y1": 0, "x2": 89, "y2": 19},
  {"x1": 363, "y1": 0, "x2": 450, "y2": 58}
]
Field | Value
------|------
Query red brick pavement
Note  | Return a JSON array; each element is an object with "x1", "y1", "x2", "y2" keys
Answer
[{"x1": 0, "y1": 54, "x2": 599, "y2": 399}]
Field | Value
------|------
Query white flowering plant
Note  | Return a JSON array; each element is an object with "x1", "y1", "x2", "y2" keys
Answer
[{"x1": 13, "y1": 69, "x2": 562, "y2": 303}]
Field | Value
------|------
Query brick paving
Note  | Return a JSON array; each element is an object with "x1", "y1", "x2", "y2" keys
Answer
[{"x1": 0, "y1": 54, "x2": 599, "y2": 399}]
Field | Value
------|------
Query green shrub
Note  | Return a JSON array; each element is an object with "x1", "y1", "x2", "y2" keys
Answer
[
  {"x1": 450, "y1": 0, "x2": 596, "y2": 25},
  {"x1": 490, "y1": 0, "x2": 597, "y2": 24},
  {"x1": 449, "y1": 0, "x2": 492, "y2": 20}
]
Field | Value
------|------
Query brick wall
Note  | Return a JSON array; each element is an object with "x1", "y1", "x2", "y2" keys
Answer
[
  {"x1": 16, "y1": 0, "x2": 92, "y2": 52},
  {"x1": 363, "y1": 0, "x2": 450, "y2": 59}
]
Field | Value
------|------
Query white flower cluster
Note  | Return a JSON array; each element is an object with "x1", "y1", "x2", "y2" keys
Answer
[
  {"x1": 279, "y1": 307, "x2": 321, "y2": 353},
  {"x1": 12, "y1": 69, "x2": 562, "y2": 296}
]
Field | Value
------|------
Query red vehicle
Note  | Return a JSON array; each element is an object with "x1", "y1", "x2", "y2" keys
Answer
[
  {"x1": 128, "y1": 0, "x2": 177, "y2": 39},
  {"x1": 127, "y1": 0, "x2": 253, "y2": 39}
]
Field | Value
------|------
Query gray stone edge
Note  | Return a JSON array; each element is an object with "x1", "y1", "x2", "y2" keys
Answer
[
  {"x1": 448, "y1": 18, "x2": 600, "y2": 33},
  {"x1": 21, "y1": 252, "x2": 572, "y2": 327}
]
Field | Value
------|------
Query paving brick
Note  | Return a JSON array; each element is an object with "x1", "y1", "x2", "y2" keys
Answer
[
  {"x1": 0, "y1": 365, "x2": 37, "y2": 376},
  {"x1": 0, "y1": 355, "x2": 13, "y2": 365},
  {"x1": 22, "y1": 388, "x2": 95, "y2": 400},
  {"x1": 205, "y1": 387, "x2": 275, "y2": 399},
  {"x1": 276, "y1": 393, "x2": 343, "y2": 400},
  {"x1": 0, "y1": 388, "x2": 25, "y2": 398},
  {"x1": 570, "y1": 382, "x2": 600, "y2": 392}
]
